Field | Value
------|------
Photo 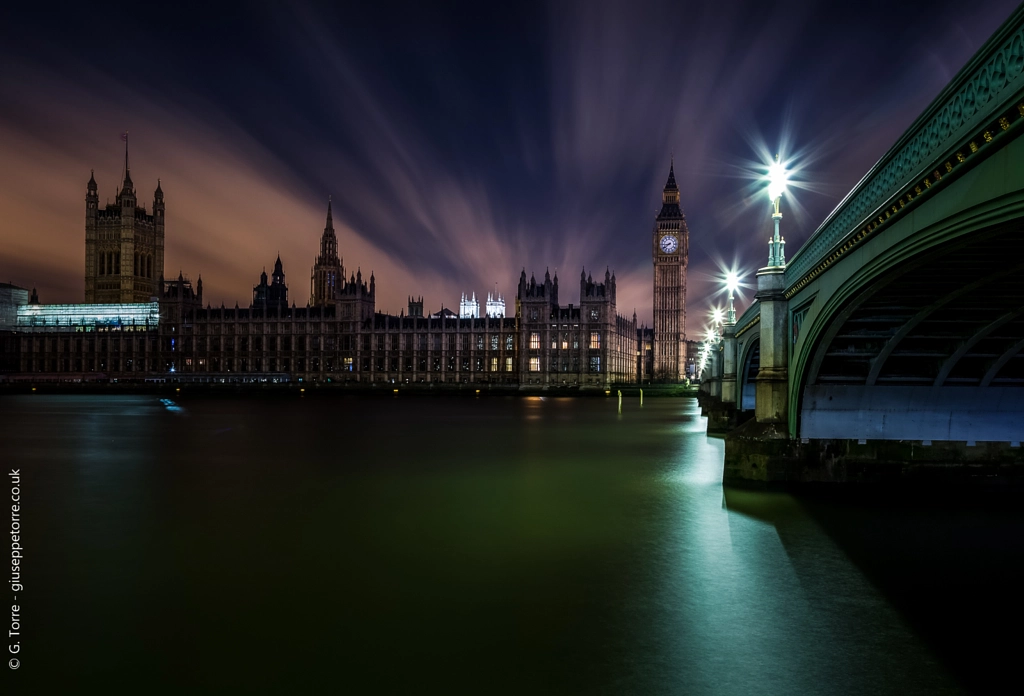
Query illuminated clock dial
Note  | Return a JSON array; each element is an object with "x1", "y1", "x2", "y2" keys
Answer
[{"x1": 659, "y1": 235, "x2": 678, "y2": 253}]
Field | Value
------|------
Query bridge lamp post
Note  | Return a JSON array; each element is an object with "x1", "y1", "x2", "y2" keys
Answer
[
  {"x1": 767, "y1": 155, "x2": 788, "y2": 268},
  {"x1": 705, "y1": 324, "x2": 724, "y2": 398},
  {"x1": 721, "y1": 272, "x2": 740, "y2": 408},
  {"x1": 725, "y1": 272, "x2": 739, "y2": 324},
  {"x1": 754, "y1": 154, "x2": 791, "y2": 426}
]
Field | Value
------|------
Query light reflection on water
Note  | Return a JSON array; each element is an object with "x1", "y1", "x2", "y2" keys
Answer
[{"x1": 4, "y1": 394, "x2": 1014, "y2": 693}]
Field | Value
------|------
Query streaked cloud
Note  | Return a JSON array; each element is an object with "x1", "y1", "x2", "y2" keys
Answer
[{"x1": 0, "y1": 0, "x2": 1018, "y2": 329}]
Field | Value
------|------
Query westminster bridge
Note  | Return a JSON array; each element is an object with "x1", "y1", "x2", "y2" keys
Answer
[{"x1": 702, "y1": 5, "x2": 1024, "y2": 486}]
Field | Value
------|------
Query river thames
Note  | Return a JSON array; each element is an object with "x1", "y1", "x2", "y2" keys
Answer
[{"x1": 5, "y1": 393, "x2": 1022, "y2": 693}]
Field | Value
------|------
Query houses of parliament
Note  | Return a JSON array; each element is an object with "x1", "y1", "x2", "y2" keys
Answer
[{"x1": 1, "y1": 149, "x2": 692, "y2": 387}]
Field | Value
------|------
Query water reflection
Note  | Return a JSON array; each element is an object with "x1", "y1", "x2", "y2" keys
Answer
[{"x1": 2, "y1": 394, "x2": 1010, "y2": 693}]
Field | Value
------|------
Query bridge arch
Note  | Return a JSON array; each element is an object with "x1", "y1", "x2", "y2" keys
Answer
[
  {"x1": 793, "y1": 218, "x2": 1024, "y2": 442},
  {"x1": 783, "y1": 130, "x2": 1024, "y2": 440},
  {"x1": 738, "y1": 335, "x2": 760, "y2": 412}
]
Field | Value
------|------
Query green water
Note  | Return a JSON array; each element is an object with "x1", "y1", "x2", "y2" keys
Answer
[{"x1": 5, "y1": 394, "x2": 1020, "y2": 693}]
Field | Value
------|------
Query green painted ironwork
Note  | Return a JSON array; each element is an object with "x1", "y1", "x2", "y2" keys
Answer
[{"x1": 784, "y1": 5, "x2": 1024, "y2": 286}]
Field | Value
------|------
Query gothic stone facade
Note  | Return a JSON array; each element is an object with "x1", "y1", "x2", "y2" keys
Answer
[
  {"x1": 518, "y1": 268, "x2": 636, "y2": 386},
  {"x1": 652, "y1": 163, "x2": 689, "y2": 382},
  {"x1": 9, "y1": 163, "x2": 651, "y2": 388},
  {"x1": 84, "y1": 157, "x2": 165, "y2": 304}
]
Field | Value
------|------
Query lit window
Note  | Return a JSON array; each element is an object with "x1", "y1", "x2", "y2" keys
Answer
[
  {"x1": 529, "y1": 333, "x2": 540, "y2": 349},
  {"x1": 529, "y1": 357, "x2": 540, "y2": 372},
  {"x1": 505, "y1": 357, "x2": 512, "y2": 372},
  {"x1": 490, "y1": 357, "x2": 498, "y2": 371},
  {"x1": 590, "y1": 356, "x2": 601, "y2": 372},
  {"x1": 490, "y1": 334, "x2": 499, "y2": 350},
  {"x1": 590, "y1": 332, "x2": 600, "y2": 349}
]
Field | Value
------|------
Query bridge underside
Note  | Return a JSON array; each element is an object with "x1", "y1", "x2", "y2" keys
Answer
[{"x1": 801, "y1": 220, "x2": 1024, "y2": 443}]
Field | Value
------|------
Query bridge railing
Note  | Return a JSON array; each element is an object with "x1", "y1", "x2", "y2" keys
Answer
[{"x1": 784, "y1": 5, "x2": 1024, "y2": 289}]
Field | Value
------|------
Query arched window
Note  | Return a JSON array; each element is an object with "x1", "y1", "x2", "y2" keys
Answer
[{"x1": 99, "y1": 253, "x2": 105, "y2": 275}]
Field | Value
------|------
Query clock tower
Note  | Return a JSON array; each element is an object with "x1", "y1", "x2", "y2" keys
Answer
[{"x1": 652, "y1": 163, "x2": 689, "y2": 382}]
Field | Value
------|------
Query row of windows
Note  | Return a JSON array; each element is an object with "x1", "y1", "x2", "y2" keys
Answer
[
  {"x1": 97, "y1": 251, "x2": 156, "y2": 279},
  {"x1": 528, "y1": 356, "x2": 601, "y2": 372},
  {"x1": 27, "y1": 354, "x2": 612, "y2": 376},
  {"x1": 525, "y1": 308, "x2": 601, "y2": 321},
  {"x1": 24, "y1": 338, "x2": 158, "y2": 352},
  {"x1": 171, "y1": 334, "x2": 520, "y2": 352},
  {"x1": 181, "y1": 324, "x2": 516, "y2": 351},
  {"x1": 173, "y1": 356, "x2": 518, "y2": 374},
  {"x1": 23, "y1": 358, "x2": 159, "y2": 373},
  {"x1": 529, "y1": 332, "x2": 601, "y2": 349}
]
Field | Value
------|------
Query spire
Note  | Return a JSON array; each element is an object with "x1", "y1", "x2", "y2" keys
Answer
[
  {"x1": 664, "y1": 160, "x2": 677, "y2": 192},
  {"x1": 154, "y1": 178, "x2": 163, "y2": 199},
  {"x1": 88, "y1": 169, "x2": 97, "y2": 191},
  {"x1": 120, "y1": 131, "x2": 133, "y2": 194},
  {"x1": 657, "y1": 159, "x2": 682, "y2": 218},
  {"x1": 318, "y1": 198, "x2": 339, "y2": 265}
]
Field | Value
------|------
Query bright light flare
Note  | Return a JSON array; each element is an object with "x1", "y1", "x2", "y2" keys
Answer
[
  {"x1": 711, "y1": 307, "x2": 723, "y2": 324},
  {"x1": 767, "y1": 157, "x2": 788, "y2": 201},
  {"x1": 726, "y1": 272, "x2": 740, "y2": 293}
]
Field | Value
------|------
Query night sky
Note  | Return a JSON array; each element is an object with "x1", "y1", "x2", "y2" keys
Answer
[{"x1": 0, "y1": 0, "x2": 1018, "y2": 328}]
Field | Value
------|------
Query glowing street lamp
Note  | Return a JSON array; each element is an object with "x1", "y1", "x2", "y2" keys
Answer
[
  {"x1": 711, "y1": 307, "x2": 724, "y2": 326},
  {"x1": 766, "y1": 154, "x2": 788, "y2": 268},
  {"x1": 725, "y1": 272, "x2": 739, "y2": 324}
]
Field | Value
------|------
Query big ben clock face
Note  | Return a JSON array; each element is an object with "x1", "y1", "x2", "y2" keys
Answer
[{"x1": 659, "y1": 235, "x2": 678, "y2": 253}]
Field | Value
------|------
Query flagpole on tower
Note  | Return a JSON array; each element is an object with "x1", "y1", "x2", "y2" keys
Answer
[{"x1": 121, "y1": 131, "x2": 129, "y2": 182}]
